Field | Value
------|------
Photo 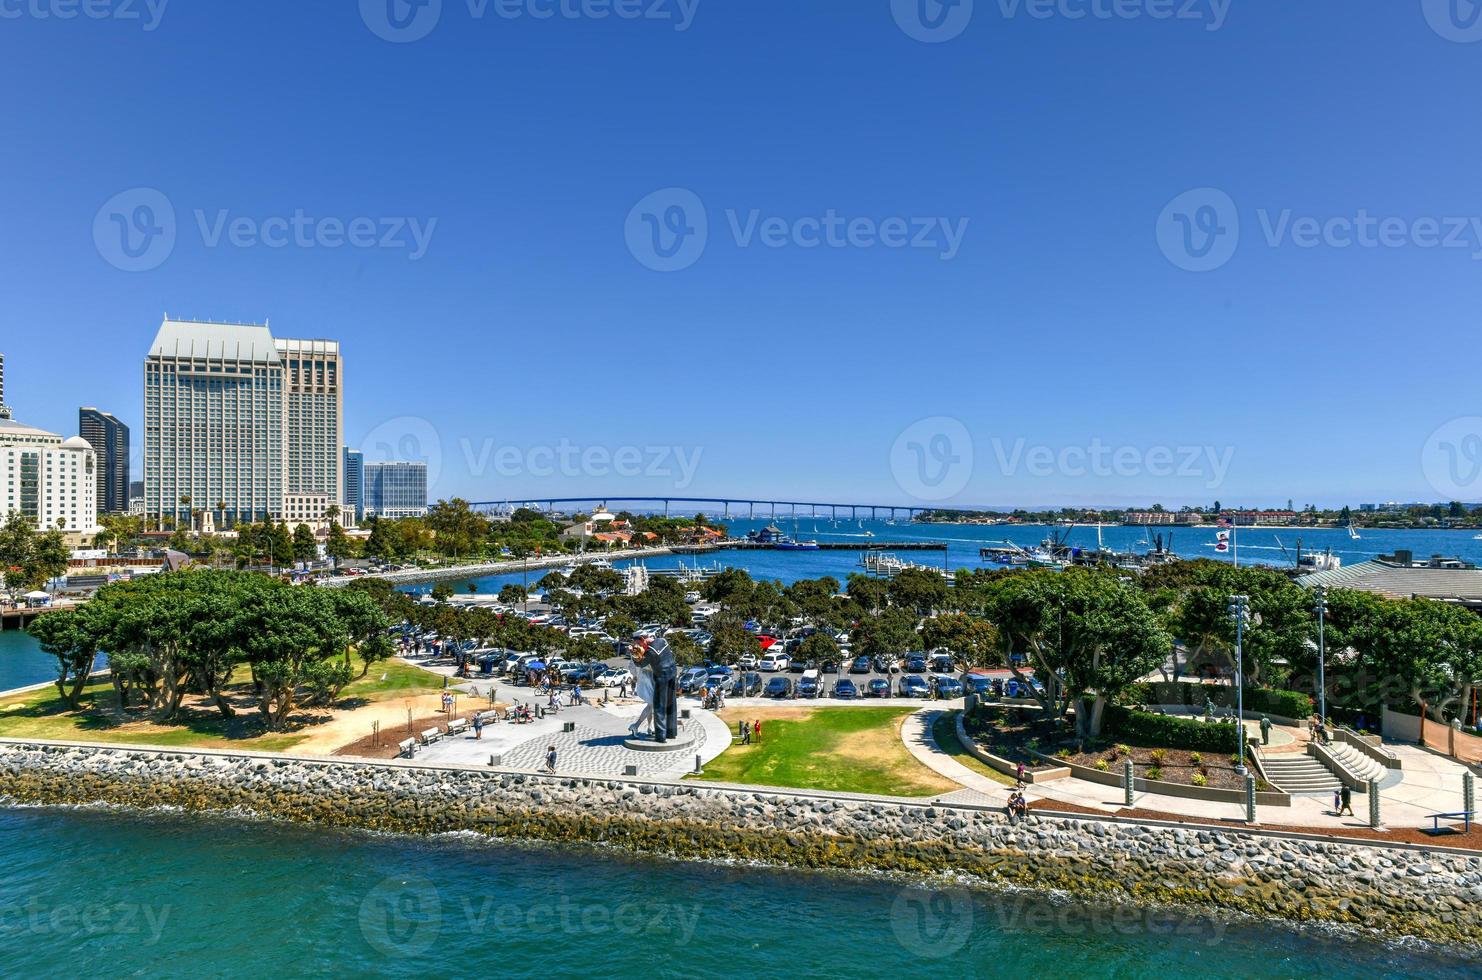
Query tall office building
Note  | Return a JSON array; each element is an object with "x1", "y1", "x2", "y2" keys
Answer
[
  {"x1": 143, "y1": 319, "x2": 346, "y2": 529},
  {"x1": 144, "y1": 319, "x2": 286, "y2": 528},
  {"x1": 276, "y1": 338, "x2": 343, "y2": 511},
  {"x1": 343, "y1": 447, "x2": 364, "y2": 522},
  {"x1": 0, "y1": 416, "x2": 98, "y2": 535},
  {"x1": 364, "y1": 461, "x2": 428, "y2": 518},
  {"x1": 79, "y1": 408, "x2": 130, "y2": 514}
]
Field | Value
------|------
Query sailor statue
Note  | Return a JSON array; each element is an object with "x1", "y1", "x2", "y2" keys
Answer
[{"x1": 628, "y1": 635, "x2": 680, "y2": 743}]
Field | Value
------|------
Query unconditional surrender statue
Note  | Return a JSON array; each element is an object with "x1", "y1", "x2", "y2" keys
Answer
[{"x1": 628, "y1": 636, "x2": 679, "y2": 742}]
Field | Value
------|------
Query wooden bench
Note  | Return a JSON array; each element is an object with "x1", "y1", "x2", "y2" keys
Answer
[
  {"x1": 420, "y1": 727, "x2": 443, "y2": 746},
  {"x1": 398, "y1": 738, "x2": 417, "y2": 758},
  {"x1": 446, "y1": 718, "x2": 469, "y2": 737}
]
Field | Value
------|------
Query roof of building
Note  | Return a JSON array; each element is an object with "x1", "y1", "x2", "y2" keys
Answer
[
  {"x1": 60, "y1": 436, "x2": 94, "y2": 451},
  {"x1": 0, "y1": 416, "x2": 62, "y2": 442},
  {"x1": 148, "y1": 319, "x2": 280, "y2": 363},
  {"x1": 1296, "y1": 559, "x2": 1482, "y2": 604}
]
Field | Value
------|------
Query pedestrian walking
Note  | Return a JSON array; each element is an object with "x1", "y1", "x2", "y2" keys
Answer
[
  {"x1": 1339, "y1": 784, "x2": 1355, "y2": 816},
  {"x1": 1333, "y1": 786, "x2": 1342, "y2": 815},
  {"x1": 545, "y1": 745, "x2": 557, "y2": 773},
  {"x1": 754, "y1": 720, "x2": 762, "y2": 744},
  {"x1": 1016, "y1": 761, "x2": 1026, "y2": 784},
  {"x1": 473, "y1": 713, "x2": 484, "y2": 740}
]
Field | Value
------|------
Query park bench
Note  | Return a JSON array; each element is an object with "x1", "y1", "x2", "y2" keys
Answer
[
  {"x1": 420, "y1": 727, "x2": 443, "y2": 746},
  {"x1": 398, "y1": 738, "x2": 417, "y2": 758},
  {"x1": 1425, "y1": 810, "x2": 1474, "y2": 835},
  {"x1": 447, "y1": 718, "x2": 469, "y2": 737}
]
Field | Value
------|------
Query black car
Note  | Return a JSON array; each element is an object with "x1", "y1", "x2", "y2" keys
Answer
[
  {"x1": 764, "y1": 676, "x2": 793, "y2": 698},
  {"x1": 866, "y1": 678, "x2": 891, "y2": 698},
  {"x1": 832, "y1": 679, "x2": 858, "y2": 700},
  {"x1": 731, "y1": 672, "x2": 763, "y2": 696},
  {"x1": 788, "y1": 659, "x2": 813, "y2": 674},
  {"x1": 798, "y1": 676, "x2": 821, "y2": 698},
  {"x1": 820, "y1": 659, "x2": 840, "y2": 674},
  {"x1": 849, "y1": 656, "x2": 873, "y2": 675}
]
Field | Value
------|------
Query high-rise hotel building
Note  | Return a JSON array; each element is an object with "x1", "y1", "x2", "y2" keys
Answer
[{"x1": 143, "y1": 319, "x2": 343, "y2": 528}]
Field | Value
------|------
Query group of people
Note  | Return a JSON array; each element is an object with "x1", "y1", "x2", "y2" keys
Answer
[
  {"x1": 1310, "y1": 717, "x2": 1333, "y2": 745},
  {"x1": 1006, "y1": 786, "x2": 1029, "y2": 824},
  {"x1": 737, "y1": 719, "x2": 763, "y2": 745}
]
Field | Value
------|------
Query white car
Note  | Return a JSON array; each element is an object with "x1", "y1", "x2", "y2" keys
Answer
[
  {"x1": 597, "y1": 668, "x2": 633, "y2": 688},
  {"x1": 759, "y1": 653, "x2": 790, "y2": 672},
  {"x1": 737, "y1": 653, "x2": 758, "y2": 670}
]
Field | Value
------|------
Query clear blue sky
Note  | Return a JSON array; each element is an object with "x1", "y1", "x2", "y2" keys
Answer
[{"x1": 2, "y1": 1, "x2": 1480, "y2": 511}]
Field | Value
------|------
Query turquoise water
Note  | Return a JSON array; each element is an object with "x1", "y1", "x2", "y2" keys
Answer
[
  {"x1": 0, "y1": 629, "x2": 60, "y2": 693},
  {"x1": 0, "y1": 805, "x2": 1473, "y2": 978}
]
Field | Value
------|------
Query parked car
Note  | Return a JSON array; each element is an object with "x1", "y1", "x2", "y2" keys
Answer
[
  {"x1": 798, "y1": 675, "x2": 821, "y2": 698},
  {"x1": 898, "y1": 674, "x2": 930, "y2": 698},
  {"x1": 873, "y1": 655, "x2": 901, "y2": 674},
  {"x1": 597, "y1": 667, "x2": 633, "y2": 688},
  {"x1": 931, "y1": 675, "x2": 964, "y2": 699},
  {"x1": 737, "y1": 653, "x2": 758, "y2": 670},
  {"x1": 759, "y1": 653, "x2": 790, "y2": 672},
  {"x1": 832, "y1": 679, "x2": 858, "y2": 700},
  {"x1": 963, "y1": 675, "x2": 996, "y2": 699},
  {"x1": 904, "y1": 654, "x2": 928, "y2": 674},
  {"x1": 820, "y1": 659, "x2": 840, "y2": 674},
  {"x1": 788, "y1": 658, "x2": 813, "y2": 674},
  {"x1": 679, "y1": 667, "x2": 710, "y2": 694},
  {"x1": 928, "y1": 653, "x2": 955, "y2": 674},
  {"x1": 849, "y1": 656, "x2": 873, "y2": 675},
  {"x1": 731, "y1": 672, "x2": 763, "y2": 696},
  {"x1": 866, "y1": 678, "x2": 891, "y2": 698},
  {"x1": 764, "y1": 676, "x2": 794, "y2": 698}
]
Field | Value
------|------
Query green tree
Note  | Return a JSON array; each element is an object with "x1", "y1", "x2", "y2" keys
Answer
[
  {"x1": 26, "y1": 604, "x2": 102, "y2": 708},
  {"x1": 325, "y1": 521, "x2": 355, "y2": 569},
  {"x1": 852, "y1": 608, "x2": 919, "y2": 659},
  {"x1": 292, "y1": 523, "x2": 318, "y2": 565},
  {"x1": 888, "y1": 567, "x2": 949, "y2": 615},
  {"x1": 919, "y1": 613, "x2": 1000, "y2": 670}
]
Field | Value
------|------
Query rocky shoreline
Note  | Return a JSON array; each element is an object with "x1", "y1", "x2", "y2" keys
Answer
[{"x1": 1, "y1": 739, "x2": 1478, "y2": 945}]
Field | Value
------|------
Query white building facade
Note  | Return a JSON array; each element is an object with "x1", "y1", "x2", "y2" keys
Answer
[{"x1": 0, "y1": 418, "x2": 99, "y2": 535}]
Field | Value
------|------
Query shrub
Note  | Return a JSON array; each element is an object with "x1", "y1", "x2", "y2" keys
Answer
[
  {"x1": 1149, "y1": 748, "x2": 1166, "y2": 764},
  {"x1": 1192, "y1": 773, "x2": 1208, "y2": 787},
  {"x1": 1094, "y1": 759, "x2": 1110, "y2": 772},
  {"x1": 1116, "y1": 744, "x2": 1130, "y2": 757},
  {"x1": 1188, "y1": 752, "x2": 1202, "y2": 766},
  {"x1": 1229, "y1": 755, "x2": 1241, "y2": 767},
  {"x1": 1146, "y1": 766, "x2": 1163, "y2": 780},
  {"x1": 1055, "y1": 748, "x2": 1072, "y2": 759},
  {"x1": 1102, "y1": 705, "x2": 1240, "y2": 753}
]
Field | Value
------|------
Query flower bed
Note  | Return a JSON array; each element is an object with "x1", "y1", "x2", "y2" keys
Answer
[
  {"x1": 961, "y1": 706, "x2": 1062, "y2": 771},
  {"x1": 1048, "y1": 744, "x2": 1270, "y2": 793}
]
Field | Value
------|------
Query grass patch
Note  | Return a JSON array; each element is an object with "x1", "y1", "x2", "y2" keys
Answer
[
  {"x1": 691, "y1": 706, "x2": 959, "y2": 798},
  {"x1": 0, "y1": 655, "x2": 444, "y2": 752},
  {"x1": 929, "y1": 710, "x2": 1016, "y2": 787}
]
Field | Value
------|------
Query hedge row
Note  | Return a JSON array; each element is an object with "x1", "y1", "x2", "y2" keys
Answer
[
  {"x1": 1102, "y1": 705, "x2": 1242, "y2": 753},
  {"x1": 1119, "y1": 682, "x2": 1313, "y2": 721}
]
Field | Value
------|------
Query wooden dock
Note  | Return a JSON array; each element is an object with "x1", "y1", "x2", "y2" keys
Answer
[{"x1": 725, "y1": 540, "x2": 946, "y2": 552}]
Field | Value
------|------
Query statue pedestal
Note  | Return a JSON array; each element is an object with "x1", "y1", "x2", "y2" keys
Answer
[{"x1": 622, "y1": 732, "x2": 697, "y2": 752}]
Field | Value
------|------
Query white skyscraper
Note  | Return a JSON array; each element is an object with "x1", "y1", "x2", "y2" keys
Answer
[{"x1": 143, "y1": 319, "x2": 345, "y2": 529}]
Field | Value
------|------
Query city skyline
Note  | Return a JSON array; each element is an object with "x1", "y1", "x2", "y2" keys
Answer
[{"x1": 4, "y1": 5, "x2": 1480, "y2": 509}]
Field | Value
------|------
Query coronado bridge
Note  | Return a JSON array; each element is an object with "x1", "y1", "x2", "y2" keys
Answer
[{"x1": 466, "y1": 497, "x2": 970, "y2": 522}]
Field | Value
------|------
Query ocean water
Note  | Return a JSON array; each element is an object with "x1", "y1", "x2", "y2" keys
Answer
[{"x1": 0, "y1": 805, "x2": 1473, "y2": 978}]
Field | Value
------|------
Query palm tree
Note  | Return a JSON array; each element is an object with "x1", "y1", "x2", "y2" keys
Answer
[{"x1": 178, "y1": 495, "x2": 192, "y2": 530}]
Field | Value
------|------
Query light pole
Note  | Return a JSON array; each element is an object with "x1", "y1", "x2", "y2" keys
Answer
[
  {"x1": 1312, "y1": 586, "x2": 1327, "y2": 723},
  {"x1": 1228, "y1": 594, "x2": 1250, "y2": 777}
]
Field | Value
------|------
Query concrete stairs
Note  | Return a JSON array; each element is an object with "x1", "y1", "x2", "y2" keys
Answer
[
  {"x1": 1324, "y1": 742, "x2": 1388, "y2": 784},
  {"x1": 1260, "y1": 753, "x2": 1341, "y2": 795}
]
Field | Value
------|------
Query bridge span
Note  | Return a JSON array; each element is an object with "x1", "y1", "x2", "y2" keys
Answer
[{"x1": 465, "y1": 496, "x2": 966, "y2": 522}]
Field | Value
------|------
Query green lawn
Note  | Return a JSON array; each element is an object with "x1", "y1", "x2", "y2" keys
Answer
[
  {"x1": 0, "y1": 655, "x2": 444, "y2": 751},
  {"x1": 691, "y1": 706, "x2": 960, "y2": 798},
  {"x1": 930, "y1": 710, "x2": 1016, "y2": 787}
]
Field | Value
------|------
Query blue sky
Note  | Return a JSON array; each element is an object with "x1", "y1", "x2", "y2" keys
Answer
[{"x1": 3, "y1": 1, "x2": 1481, "y2": 510}]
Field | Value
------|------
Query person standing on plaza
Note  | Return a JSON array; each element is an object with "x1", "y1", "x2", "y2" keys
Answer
[{"x1": 545, "y1": 745, "x2": 557, "y2": 773}]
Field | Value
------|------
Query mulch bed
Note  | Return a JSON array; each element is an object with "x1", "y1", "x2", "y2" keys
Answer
[
  {"x1": 1057, "y1": 745, "x2": 1261, "y2": 792},
  {"x1": 1028, "y1": 798, "x2": 1482, "y2": 852},
  {"x1": 332, "y1": 715, "x2": 450, "y2": 759}
]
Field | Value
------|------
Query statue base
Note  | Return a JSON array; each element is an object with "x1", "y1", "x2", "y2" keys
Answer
[{"x1": 622, "y1": 732, "x2": 697, "y2": 752}]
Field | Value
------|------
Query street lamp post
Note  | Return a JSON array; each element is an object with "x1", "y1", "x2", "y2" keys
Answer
[
  {"x1": 1313, "y1": 586, "x2": 1327, "y2": 723},
  {"x1": 1228, "y1": 594, "x2": 1250, "y2": 777}
]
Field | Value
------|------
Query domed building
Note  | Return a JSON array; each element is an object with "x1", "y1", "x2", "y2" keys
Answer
[{"x1": 0, "y1": 416, "x2": 99, "y2": 538}]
